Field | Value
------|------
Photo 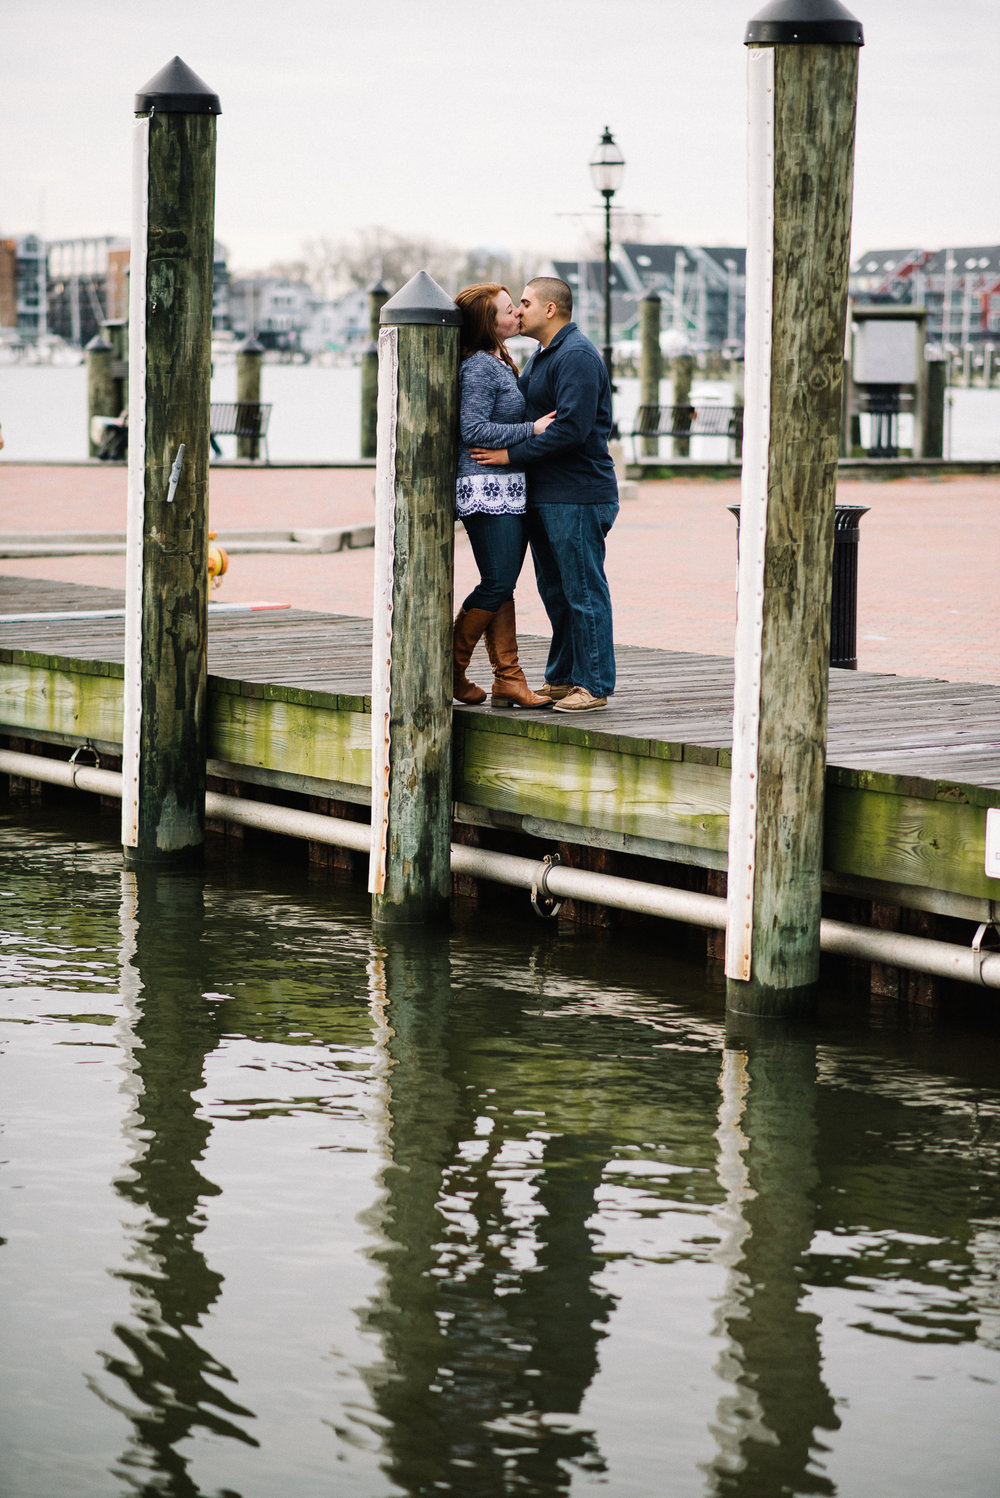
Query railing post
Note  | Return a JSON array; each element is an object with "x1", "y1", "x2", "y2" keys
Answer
[
  {"x1": 639, "y1": 290, "x2": 662, "y2": 457},
  {"x1": 121, "y1": 57, "x2": 220, "y2": 867},
  {"x1": 726, "y1": 0, "x2": 863, "y2": 1015},
  {"x1": 360, "y1": 278, "x2": 389, "y2": 460},
  {"x1": 236, "y1": 335, "x2": 264, "y2": 460},
  {"x1": 369, "y1": 271, "x2": 461, "y2": 925}
]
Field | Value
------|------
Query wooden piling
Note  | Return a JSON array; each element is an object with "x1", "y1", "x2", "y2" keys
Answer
[
  {"x1": 360, "y1": 279, "x2": 389, "y2": 460},
  {"x1": 236, "y1": 336, "x2": 264, "y2": 460},
  {"x1": 103, "y1": 318, "x2": 129, "y2": 415},
  {"x1": 725, "y1": 2, "x2": 863, "y2": 1015},
  {"x1": 369, "y1": 271, "x2": 461, "y2": 925},
  {"x1": 639, "y1": 291, "x2": 662, "y2": 457},
  {"x1": 672, "y1": 353, "x2": 695, "y2": 456},
  {"x1": 86, "y1": 334, "x2": 114, "y2": 456},
  {"x1": 121, "y1": 58, "x2": 220, "y2": 867},
  {"x1": 924, "y1": 355, "x2": 948, "y2": 459}
]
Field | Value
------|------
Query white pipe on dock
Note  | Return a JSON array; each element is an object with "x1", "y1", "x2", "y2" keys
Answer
[{"x1": 2, "y1": 747, "x2": 998, "y2": 991}]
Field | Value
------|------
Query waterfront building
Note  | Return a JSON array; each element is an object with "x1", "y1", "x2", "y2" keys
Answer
[
  {"x1": 227, "y1": 278, "x2": 371, "y2": 357},
  {"x1": 543, "y1": 243, "x2": 746, "y2": 357},
  {"x1": 616, "y1": 243, "x2": 747, "y2": 356},
  {"x1": 0, "y1": 234, "x2": 47, "y2": 342},
  {"x1": 850, "y1": 245, "x2": 1000, "y2": 347},
  {"x1": 47, "y1": 237, "x2": 128, "y2": 347},
  {"x1": 1, "y1": 234, "x2": 231, "y2": 348}
]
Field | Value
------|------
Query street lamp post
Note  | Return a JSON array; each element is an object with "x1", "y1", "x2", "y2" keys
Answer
[{"x1": 589, "y1": 126, "x2": 625, "y2": 386}]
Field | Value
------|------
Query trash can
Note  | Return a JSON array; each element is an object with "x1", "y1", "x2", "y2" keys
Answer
[{"x1": 729, "y1": 504, "x2": 869, "y2": 669}]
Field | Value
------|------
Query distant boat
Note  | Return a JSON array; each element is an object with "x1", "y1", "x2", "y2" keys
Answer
[{"x1": 1, "y1": 334, "x2": 84, "y2": 367}]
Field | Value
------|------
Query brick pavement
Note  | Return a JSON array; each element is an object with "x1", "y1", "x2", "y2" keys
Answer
[{"x1": 0, "y1": 462, "x2": 996, "y2": 685}]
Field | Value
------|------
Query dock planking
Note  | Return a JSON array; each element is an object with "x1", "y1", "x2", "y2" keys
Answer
[{"x1": 1, "y1": 576, "x2": 998, "y2": 914}]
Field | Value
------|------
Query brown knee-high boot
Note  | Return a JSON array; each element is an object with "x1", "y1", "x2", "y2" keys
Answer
[
  {"x1": 453, "y1": 607, "x2": 494, "y2": 704},
  {"x1": 485, "y1": 600, "x2": 553, "y2": 709}
]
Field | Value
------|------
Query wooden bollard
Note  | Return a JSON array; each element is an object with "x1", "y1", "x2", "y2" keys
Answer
[
  {"x1": 638, "y1": 291, "x2": 662, "y2": 457},
  {"x1": 369, "y1": 271, "x2": 461, "y2": 925},
  {"x1": 121, "y1": 57, "x2": 220, "y2": 867},
  {"x1": 103, "y1": 318, "x2": 129, "y2": 414},
  {"x1": 672, "y1": 352, "x2": 695, "y2": 457},
  {"x1": 924, "y1": 355, "x2": 948, "y2": 459},
  {"x1": 236, "y1": 335, "x2": 264, "y2": 460},
  {"x1": 725, "y1": 1, "x2": 863, "y2": 1015},
  {"x1": 360, "y1": 279, "x2": 389, "y2": 460},
  {"x1": 86, "y1": 333, "x2": 114, "y2": 455}
]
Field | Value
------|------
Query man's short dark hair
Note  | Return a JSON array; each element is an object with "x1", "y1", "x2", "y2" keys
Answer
[{"x1": 527, "y1": 276, "x2": 573, "y2": 318}]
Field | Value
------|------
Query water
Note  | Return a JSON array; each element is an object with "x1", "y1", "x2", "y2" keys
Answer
[
  {"x1": 1, "y1": 363, "x2": 998, "y2": 463},
  {"x1": 1, "y1": 796, "x2": 998, "y2": 1498}
]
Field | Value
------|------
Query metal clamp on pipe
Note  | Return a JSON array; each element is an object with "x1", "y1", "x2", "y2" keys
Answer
[
  {"x1": 531, "y1": 853, "x2": 564, "y2": 919},
  {"x1": 68, "y1": 743, "x2": 101, "y2": 785},
  {"x1": 972, "y1": 920, "x2": 1000, "y2": 986}
]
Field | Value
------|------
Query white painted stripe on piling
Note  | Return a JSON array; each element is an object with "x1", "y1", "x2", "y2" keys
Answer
[
  {"x1": 121, "y1": 116, "x2": 150, "y2": 851},
  {"x1": 368, "y1": 324, "x2": 399, "y2": 896},
  {"x1": 725, "y1": 45, "x2": 775, "y2": 983}
]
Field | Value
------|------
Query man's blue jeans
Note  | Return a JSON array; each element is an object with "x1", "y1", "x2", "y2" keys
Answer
[
  {"x1": 460, "y1": 513, "x2": 529, "y2": 613},
  {"x1": 526, "y1": 501, "x2": 618, "y2": 697}
]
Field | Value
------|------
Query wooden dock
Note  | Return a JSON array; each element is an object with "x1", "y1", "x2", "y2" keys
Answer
[{"x1": 1, "y1": 577, "x2": 998, "y2": 927}]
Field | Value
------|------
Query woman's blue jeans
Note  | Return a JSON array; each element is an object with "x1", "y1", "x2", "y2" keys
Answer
[
  {"x1": 460, "y1": 512, "x2": 529, "y2": 613},
  {"x1": 525, "y1": 501, "x2": 618, "y2": 697}
]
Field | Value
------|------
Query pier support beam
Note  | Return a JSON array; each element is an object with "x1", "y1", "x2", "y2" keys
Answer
[
  {"x1": 369, "y1": 271, "x2": 461, "y2": 925},
  {"x1": 725, "y1": 1, "x2": 863, "y2": 1015},
  {"x1": 121, "y1": 58, "x2": 220, "y2": 867}
]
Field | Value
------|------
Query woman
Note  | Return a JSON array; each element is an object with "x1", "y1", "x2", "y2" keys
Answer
[{"x1": 452, "y1": 283, "x2": 554, "y2": 708}]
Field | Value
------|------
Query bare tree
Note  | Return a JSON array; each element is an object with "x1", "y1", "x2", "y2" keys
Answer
[{"x1": 249, "y1": 228, "x2": 543, "y2": 302}]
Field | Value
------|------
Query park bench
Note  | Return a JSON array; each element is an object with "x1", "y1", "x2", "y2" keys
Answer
[
  {"x1": 209, "y1": 401, "x2": 272, "y2": 462},
  {"x1": 630, "y1": 403, "x2": 744, "y2": 460}
]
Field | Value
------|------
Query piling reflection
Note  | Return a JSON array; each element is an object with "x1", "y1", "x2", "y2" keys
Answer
[
  {"x1": 94, "y1": 869, "x2": 256, "y2": 1494},
  {"x1": 3, "y1": 809, "x2": 998, "y2": 1498},
  {"x1": 707, "y1": 1023, "x2": 838, "y2": 1496},
  {"x1": 360, "y1": 933, "x2": 612, "y2": 1494}
]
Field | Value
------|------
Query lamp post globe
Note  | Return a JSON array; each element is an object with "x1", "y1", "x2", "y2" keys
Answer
[{"x1": 589, "y1": 126, "x2": 625, "y2": 386}]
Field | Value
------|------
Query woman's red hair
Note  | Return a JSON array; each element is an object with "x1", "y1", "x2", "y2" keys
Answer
[{"x1": 455, "y1": 283, "x2": 519, "y2": 373}]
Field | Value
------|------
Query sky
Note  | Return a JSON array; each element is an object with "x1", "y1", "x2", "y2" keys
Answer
[{"x1": 3, "y1": 0, "x2": 997, "y2": 278}]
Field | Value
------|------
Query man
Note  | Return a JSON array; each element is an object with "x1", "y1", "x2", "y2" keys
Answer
[{"x1": 470, "y1": 277, "x2": 618, "y2": 712}]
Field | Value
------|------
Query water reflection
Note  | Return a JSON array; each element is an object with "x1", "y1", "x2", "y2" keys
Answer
[
  {"x1": 708, "y1": 1025, "x2": 838, "y2": 1496},
  {"x1": 1, "y1": 808, "x2": 999, "y2": 1498},
  {"x1": 95, "y1": 869, "x2": 257, "y2": 1494},
  {"x1": 361, "y1": 934, "x2": 612, "y2": 1493}
]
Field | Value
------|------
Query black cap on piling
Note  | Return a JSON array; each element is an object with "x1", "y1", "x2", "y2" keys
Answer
[
  {"x1": 745, "y1": 0, "x2": 863, "y2": 45},
  {"x1": 135, "y1": 57, "x2": 222, "y2": 115},
  {"x1": 240, "y1": 335, "x2": 265, "y2": 355},
  {"x1": 380, "y1": 271, "x2": 461, "y2": 327}
]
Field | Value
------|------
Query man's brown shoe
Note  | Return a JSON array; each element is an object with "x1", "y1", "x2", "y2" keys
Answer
[
  {"x1": 552, "y1": 687, "x2": 608, "y2": 713},
  {"x1": 537, "y1": 682, "x2": 574, "y2": 701}
]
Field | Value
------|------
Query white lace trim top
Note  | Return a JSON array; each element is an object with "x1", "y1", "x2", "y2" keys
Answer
[{"x1": 456, "y1": 469, "x2": 528, "y2": 517}]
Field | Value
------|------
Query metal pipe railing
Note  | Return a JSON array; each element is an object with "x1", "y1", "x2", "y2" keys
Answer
[{"x1": 1, "y1": 746, "x2": 997, "y2": 990}]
